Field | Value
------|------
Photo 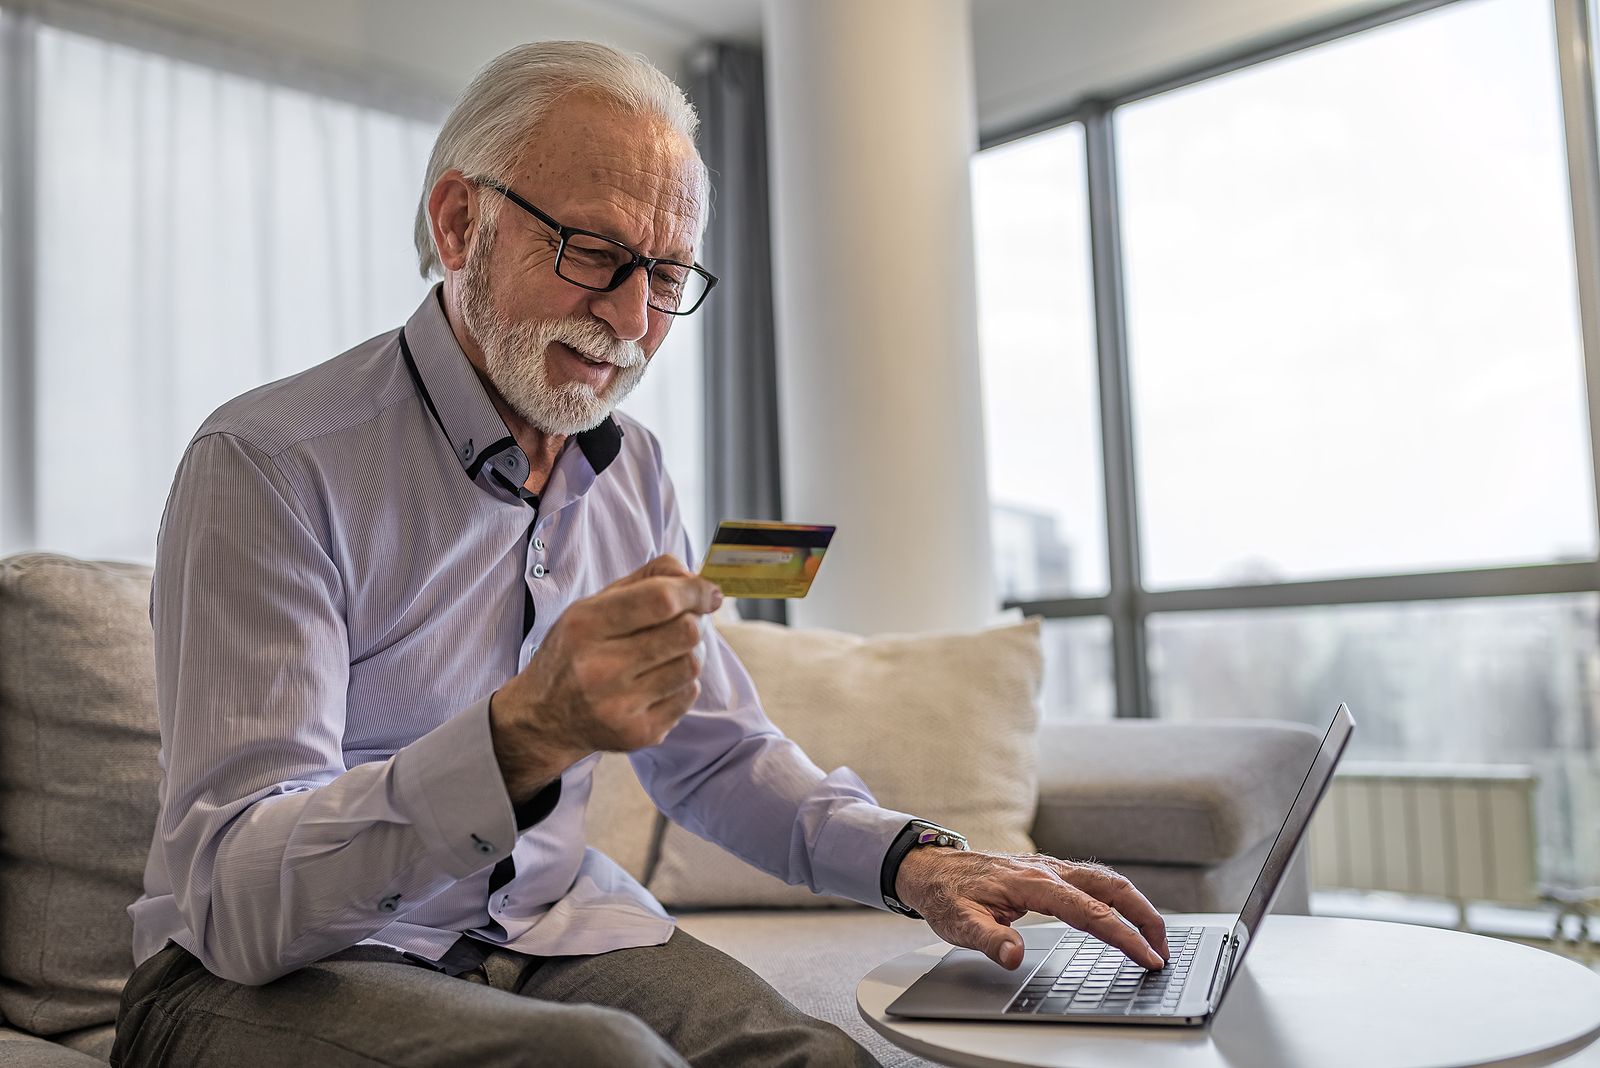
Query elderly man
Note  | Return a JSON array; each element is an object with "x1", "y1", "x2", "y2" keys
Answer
[{"x1": 112, "y1": 41, "x2": 1167, "y2": 1068}]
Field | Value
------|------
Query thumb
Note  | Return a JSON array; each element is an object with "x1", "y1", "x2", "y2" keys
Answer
[
  {"x1": 961, "y1": 906, "x2": 1025, "y2": 970},
  {"x1": 636, "y1": 553, "x2": 724, "y2": 613}
]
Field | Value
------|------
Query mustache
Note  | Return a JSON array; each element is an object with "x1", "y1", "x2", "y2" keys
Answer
[{"x1": 536, "y1": 316, "x2": 646, "y2": 369}]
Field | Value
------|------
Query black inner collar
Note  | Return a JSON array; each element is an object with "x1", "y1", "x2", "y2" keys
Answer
[{"x1": 397, "y1": 326, "x2": 624, "y2": 491}]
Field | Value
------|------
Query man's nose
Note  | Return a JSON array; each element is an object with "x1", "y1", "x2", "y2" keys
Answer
[{"x1": 589, "y1": 268, "x2": 652, "y2": 343}]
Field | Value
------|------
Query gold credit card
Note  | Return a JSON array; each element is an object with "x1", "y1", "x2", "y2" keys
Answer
[{"x1": 699, "y1": 520, "x2": 835, "y2": 599}]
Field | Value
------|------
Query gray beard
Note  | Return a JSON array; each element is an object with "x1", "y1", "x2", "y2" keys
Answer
[{"x1": 458, "y1": 222, "x2": 648, "y2": 436}]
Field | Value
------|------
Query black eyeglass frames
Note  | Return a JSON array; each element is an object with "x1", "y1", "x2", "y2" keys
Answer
[{"x1": 475, "y1": 179, "x2": 718, "y2": 316}]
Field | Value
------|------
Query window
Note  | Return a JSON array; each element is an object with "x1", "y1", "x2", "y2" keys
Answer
[
  {"x1": 1147, "y1": 594, "x2": 1599, "y2": 884},
  {"x1": 1039, "y1": 617, "x2": 1116, "y2": 721},
  {"x1": 1118, "y1": 0, "x2": 1592, "y2": 590},
  {"x1": 973, "y1": 123, "x2": 1106, "y2": 602},
  {"x1": 973, "y1": 122, "x2": 1114, "y2": 719},
  {"x1": 974, "y1": 0, "x2": 1600, "y2": 889}
]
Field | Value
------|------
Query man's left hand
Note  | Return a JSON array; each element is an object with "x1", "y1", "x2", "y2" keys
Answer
[{"x1": 894, "y1": 848, "x2": 1170, "y2": 971}]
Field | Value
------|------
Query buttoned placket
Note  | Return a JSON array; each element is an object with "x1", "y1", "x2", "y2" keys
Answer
[{"x1": 481, "y1": 455, "x2": 544, "y2": 930}]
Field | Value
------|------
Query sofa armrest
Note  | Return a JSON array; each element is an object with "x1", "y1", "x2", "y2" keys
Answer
[{"x1": 1030, "y1": 718, "x2": 1322, "y2": 866}]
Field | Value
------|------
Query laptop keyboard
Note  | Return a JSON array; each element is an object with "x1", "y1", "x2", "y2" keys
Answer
[{"x1": 1004, "y1": 927, "x2": 1204, "y2": 1016}]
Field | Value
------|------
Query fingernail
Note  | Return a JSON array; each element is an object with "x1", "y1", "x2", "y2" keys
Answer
[{"x1": 710, "y1": 588, "x2": 724, "y2": 610}]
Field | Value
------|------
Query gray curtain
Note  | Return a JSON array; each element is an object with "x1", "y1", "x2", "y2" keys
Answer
[{"x1": 689, "y1": 43, "x2": 787, "y2": 625}]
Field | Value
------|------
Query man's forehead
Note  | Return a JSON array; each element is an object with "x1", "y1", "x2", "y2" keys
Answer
[{"x1": 513, "y1": 93, "x2": 705, "y2": 256}]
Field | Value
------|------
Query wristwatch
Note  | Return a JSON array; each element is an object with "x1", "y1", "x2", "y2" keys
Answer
[{"x1": 881, "y1": 819, "x2": 969, "y2": 918}]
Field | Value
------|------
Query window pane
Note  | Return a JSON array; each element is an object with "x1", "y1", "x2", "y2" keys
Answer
[
  {"x1": 1119, "y1": 0, "x2": 1596, "y2": 589},
  {"x1": 1147, "y1": 595, "x2": 1600, "y2": 886},
  {"x1": 973, "y1": 123, "x2": 1107, "y2": 600},
  {"x1": 1039, "y1": 616, "x2": 1115, "y2": 721}
]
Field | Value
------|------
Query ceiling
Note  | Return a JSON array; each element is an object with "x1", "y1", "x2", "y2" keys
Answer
[
  {"x1": 590, "y1": 0, "x2": 1391, "y2": 137},
  {"x1": 599, "y1": 0, "x2": 764, "y2": 42}
]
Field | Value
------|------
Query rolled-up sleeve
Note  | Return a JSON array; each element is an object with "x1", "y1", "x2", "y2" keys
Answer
[{"x1": 152, "y1": 432, "x2": 518, "y2": 985}]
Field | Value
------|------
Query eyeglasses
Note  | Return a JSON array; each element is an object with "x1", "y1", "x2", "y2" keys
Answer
[{"x1": 474, "y1": 179, "x2": 718, "y2": 316}]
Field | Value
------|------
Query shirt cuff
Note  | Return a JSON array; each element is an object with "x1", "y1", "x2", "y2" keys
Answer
[
  {"x1": 807, "y1": 774, "x2": 918, "y2": 908},
  {"x1": 391, "y1": 695, "x2": 520, "y2": 879}
]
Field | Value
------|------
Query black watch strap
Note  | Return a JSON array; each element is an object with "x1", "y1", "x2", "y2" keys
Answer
[{"x1": 880, "y1": 819, "x2": 969, "y2": 918}]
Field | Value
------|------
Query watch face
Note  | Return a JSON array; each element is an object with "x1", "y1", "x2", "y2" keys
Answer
[{"x1": 917, "y1": 825, "x2": 967, "y2": 849}]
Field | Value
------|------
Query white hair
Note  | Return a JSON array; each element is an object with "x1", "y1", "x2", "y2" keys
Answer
[{"x1": 414, "y1": 40, "x2": 705, "y2": 279}]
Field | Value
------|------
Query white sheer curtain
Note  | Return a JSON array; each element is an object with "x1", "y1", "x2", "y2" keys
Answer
[
  {"x1": 34, "y1": 25, "x2": 435, "y2": 561},
  {"x1": 23, "y1": 19, "x2": 704, "y2": 563}
]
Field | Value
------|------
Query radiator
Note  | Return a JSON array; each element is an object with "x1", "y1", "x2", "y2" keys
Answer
[{"x1": 1310, "y1": 762, "x2": 1540, "y2": 911}]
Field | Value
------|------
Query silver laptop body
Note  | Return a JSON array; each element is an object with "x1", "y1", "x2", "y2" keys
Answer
[{"x1": 885, "y1": 703, "x2": 1355, "y2": 1027}]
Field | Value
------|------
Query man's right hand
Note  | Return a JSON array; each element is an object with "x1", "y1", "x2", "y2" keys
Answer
[{"x1": 487, "y1": 555, "x2": 723, "y2": 803}]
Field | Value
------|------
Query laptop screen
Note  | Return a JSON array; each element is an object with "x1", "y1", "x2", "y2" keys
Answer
[{"x1": 1218, "y1": 703, "x2": 1355, "y2": 1001}]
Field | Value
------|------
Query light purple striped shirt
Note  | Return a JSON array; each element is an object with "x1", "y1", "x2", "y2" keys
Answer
[{"x1": 130, "y1": 288, "x2": 913, "y2": 985}]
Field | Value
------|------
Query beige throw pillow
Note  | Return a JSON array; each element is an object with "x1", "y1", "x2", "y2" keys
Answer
[{"x1": 648, "y1": 616, "x2": 1043, "y2": 909}]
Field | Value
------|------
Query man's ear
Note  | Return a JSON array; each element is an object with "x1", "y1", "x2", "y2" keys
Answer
[{"x1": 429, "y1": 170, "x2": 478, "y2": 273}]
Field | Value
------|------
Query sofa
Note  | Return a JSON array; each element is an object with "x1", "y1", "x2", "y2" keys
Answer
[{"x1": 0, "y1": 553, "x2": 1319, "y2": 1067}]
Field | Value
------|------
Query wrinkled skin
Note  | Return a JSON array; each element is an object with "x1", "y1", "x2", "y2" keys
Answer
[{"x1": 896, "y1": 847, "x2": 1169, "y2": 970}]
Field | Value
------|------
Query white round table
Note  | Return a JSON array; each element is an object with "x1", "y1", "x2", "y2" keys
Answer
[{"x1": 856, "y1": 916, "x2": 1600, "y2": 1068}]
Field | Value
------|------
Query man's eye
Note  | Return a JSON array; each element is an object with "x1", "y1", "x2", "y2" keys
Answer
[{"x1": 567, "y1": 245, "x2": 620, "y2": 267}]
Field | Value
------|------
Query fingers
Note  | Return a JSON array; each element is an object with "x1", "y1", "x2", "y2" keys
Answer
[
  {"x1": 1058, "y1": 862, "x2": 1169, "y2": 961},
  {"x1": 595, "y1": 566, "x2": 722, "y2": 637},
  {"x1": 640, "y1": 678, "x2": 700, "y2": 743},
  {"x1": 632, "y1": 651, "x2": 701, "y2": 701},
  {"x1": 617, "y1": 611, "x2": 706, "y2": 677},
  {"x1": 1017, "y1": 877, "x2": 1165, "y2": 969}
]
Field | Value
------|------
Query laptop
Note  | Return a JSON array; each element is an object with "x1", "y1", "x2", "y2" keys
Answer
[{"x1": 886, "y1": 702, "x2": 1355, "y2": 1027}]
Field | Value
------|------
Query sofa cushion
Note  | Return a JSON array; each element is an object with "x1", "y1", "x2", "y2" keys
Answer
[
  {"x1": 0, "y1": 554, "x2": 160, "y2": 1036},
  {"x1": 649, "y1": 617, "x2": 1043, "y2": 908},
  {"x1": 1032, "y1": 719, "x2": 1322, "y2": 865}
]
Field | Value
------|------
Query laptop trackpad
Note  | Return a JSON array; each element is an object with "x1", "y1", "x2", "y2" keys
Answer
[{"x1": 887, "y1": 949, "x2": 1048, "y2": 1017}]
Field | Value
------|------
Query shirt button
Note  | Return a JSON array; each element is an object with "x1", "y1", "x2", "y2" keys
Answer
[
  {"x1": 532, "y1": 563, "x2": 546, "y2": 579},
  {"x1": 471, "y1": 834, "x2": 495, "y2": 854},
  {"x1": 533, "y1": 537, "x2": 545, "y2": 552},
  {"x1": 378, "y1": 894, "x2": 401, "y2": 913}
]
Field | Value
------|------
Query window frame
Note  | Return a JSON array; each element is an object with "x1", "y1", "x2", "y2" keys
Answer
[{"x1": 978, "y1": 0, "x2": 1600, "y2": 719}]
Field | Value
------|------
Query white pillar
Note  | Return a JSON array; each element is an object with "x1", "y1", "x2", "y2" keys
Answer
[{"x1": 763, "y1": 0, "x2": 994, "y2": 636}]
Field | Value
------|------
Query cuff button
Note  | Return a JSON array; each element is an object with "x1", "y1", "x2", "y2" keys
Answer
[
  {"x1": 471, "y1": 834, "x2": 496, "y2": 854},
  {"x1": 378, "y1": 894, "x2": 401, "y2": 913}
]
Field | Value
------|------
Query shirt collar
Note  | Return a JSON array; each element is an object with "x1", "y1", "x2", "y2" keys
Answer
[{"x1": 400, "y1": 286, "x2": 625, "y2": 493}]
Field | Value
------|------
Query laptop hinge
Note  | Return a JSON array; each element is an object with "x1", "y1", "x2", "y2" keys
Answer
[{"x1": 1207, "y1": 935, "x2": 1237, "y2": 1010}]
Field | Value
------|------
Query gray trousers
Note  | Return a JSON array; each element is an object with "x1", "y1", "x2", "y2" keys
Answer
[{"x1": 111, "y1": 931, "x2": 879, "y2": 1067}]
